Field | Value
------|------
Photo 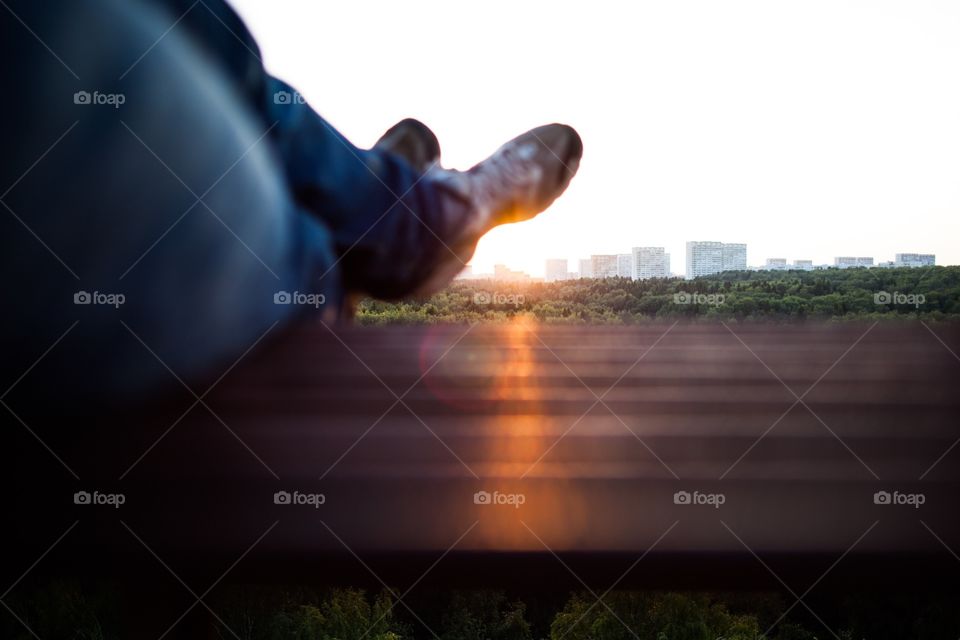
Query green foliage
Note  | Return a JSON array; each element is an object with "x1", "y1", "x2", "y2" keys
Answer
[
  {"x1": 8, "y1": 583, "x2": 960, "y2": 639},
  {"x1": 213, "y1": 586, "x2": 407, "y2": 640},
  {"x1": 770, "y1": 623, "x2": 816, "y2": 640},
  {"x1": 549, "y1": 591, "x2": 771, "y2": 640},
  {"x1": 355, "y1": 267, "x2": 960, "y2": 324},
  {"x1": 0, "y1": 580, "x2": 116, "y2": 640},
  {"x1": 439, "y1": 591, "x2": 531, "y2": 640}
]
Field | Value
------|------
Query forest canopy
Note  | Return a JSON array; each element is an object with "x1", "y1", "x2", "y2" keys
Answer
[{"x1": 356, "y1": 266, "x2": 960, "y2": 325}]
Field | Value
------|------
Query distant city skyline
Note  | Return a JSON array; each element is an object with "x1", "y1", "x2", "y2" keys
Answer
[
  {"x1": 466, "y1": 244, "x2": 944, "y2": 279},
  {"x1": 461, "y1": 245, "x2": 938, "y2": 281}
]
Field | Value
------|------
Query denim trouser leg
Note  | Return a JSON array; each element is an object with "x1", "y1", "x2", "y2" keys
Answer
[
  {"x1": 0, "y1": 0, "x2": 338, "y2": 401},
  {"x1": 2, "y1": 0, "x2": 477, "y2": 403}
]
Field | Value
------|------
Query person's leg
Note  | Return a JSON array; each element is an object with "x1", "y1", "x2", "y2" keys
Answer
[
  {"x1": 108, "y1": 0, "x2": 581, "y2": 306},
  {"x1": 126, "y1": 0, "x2": 487, "y2": 301},
  {"x1": 0, "y1": 0, "x2": 337, "y2": 400},
  {"x1": 0, "y1": 0, "x2": 582, "y2": 402},
  {"x1": 265, "y1": 81, "x2": 581, "y2": 300}
]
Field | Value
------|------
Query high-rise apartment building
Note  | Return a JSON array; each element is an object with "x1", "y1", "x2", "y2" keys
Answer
[
  {"x1": 722, "y1": 243, "x2": 747, "y2": 271},
  {"x1": 793, "y1": 260, "x2": 814, "y2": 270},
  {"x1": 590, "y1": 254, "x2": 620, "y2": 279},
  {"x1": 686, "y1": 241, "x2": 747, "y2": 278},
  {"x1": 834, "y1": 257, "x2": 874, "y2": 268},
  {"x1": 765, "y1": 258, "x2": 788, "y2": 270},
  {"x1": 545, "y1": 258, "x2": 570, "y2": 282},
  {"x1": 686, "y1": 241, "x2": 722, "y2": 278},
  {"x1": 617, "y1": 254, "x2": 633, "y2": 279},
  {"x1": 632, "y1": 247, "x2": 669, "y2": 280},
  {"x1": 895, "y1": 253, "x2": 935, "y2": 268},
  {"x1": 578, "y1": 259, "x2": 593, "y2": 279}
]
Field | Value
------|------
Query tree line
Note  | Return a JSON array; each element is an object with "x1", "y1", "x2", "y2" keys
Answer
[
  {"x1": 8, "y1": 581, "x2": 957, "y2": 639},
  {"x1": 356, "y1": 266, "x2": 960, "y2": 324}
]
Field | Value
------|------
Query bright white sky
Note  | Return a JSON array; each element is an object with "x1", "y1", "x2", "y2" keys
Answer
[{"x1": 229, "y1": 0, "x2": 960, "y2": 276}]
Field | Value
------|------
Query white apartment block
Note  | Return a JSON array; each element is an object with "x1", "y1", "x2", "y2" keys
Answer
[
  {"x1": 765, "y1": 258, "x2": 788, "y2": 270},
  {"x1": 617, "y1": 254, "x2": 633, "y2": 279},
  {"x1": 632, "y1": 246, "x2": 669, "y2": 280},
  {"x1": 895, "y1": 253, "x2": 935, "y2": 268},
  {"x1": 686, "y1": 241, "x2": 722, "y2": 278},
  {"x1": 722, "y1": 243, "x2": 747, "y2": 271},
  {"x1": 545, "y1": 258, "x2": 571, "y2": 282},
  {"x1": 686, "y1": 241, "x2": 747, "y2": 278},
  {"x1": 578, "y1": 258, "x2": 593, "y2": 279},
  {"x1": 834, "y1": 256, "x2": 874, "y2": 268},
  {"x1": 793, "y1": 260, "x2": 814, "y2": 270},
  {"x1": 590, "y1": 254, "x2": 620, "y2": 279}
]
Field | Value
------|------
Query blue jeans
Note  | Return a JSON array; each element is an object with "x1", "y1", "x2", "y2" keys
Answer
[{"x1": 0, "y1": 0, "x2": 471, "y2": 399}]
